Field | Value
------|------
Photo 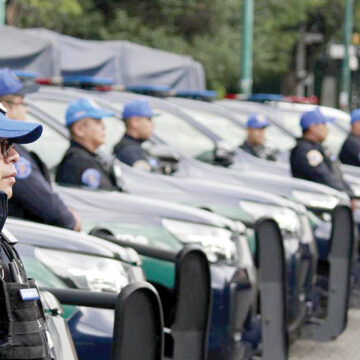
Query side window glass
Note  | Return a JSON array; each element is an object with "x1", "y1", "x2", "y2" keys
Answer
[{"x1": 23, "y1": 113, "x2": 69, "y2": 171}]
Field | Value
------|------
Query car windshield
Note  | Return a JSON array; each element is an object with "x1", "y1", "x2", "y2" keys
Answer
[
  {"x1": 110, "y1": 102, "x2": 216, "y2": 158},
  {"x1": 228, "y1": 110, "x2": 296, "y2": 151},
  {"x1": 179, "y1": 108, "x2": 247, "y2": 147},
  {"x1": 30, "y1": 98, "x2": 125, "y2": 154},
  {"x1": 278, "y1": 109, "x2": 347, "y2": 155}
]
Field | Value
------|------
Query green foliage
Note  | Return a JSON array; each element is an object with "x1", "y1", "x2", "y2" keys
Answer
[{"x1": 8, "y1": 0, "x2": 359, "y2": 92}]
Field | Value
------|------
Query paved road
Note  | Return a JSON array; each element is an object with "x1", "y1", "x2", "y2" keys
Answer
[{"x1": 290, "y1": 309, "x2": 360, "y2": 359}]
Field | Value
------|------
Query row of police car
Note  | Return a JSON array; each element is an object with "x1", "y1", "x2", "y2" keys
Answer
[{"x1": 7, "y1": 72, "x2": 360, "y2": 360}]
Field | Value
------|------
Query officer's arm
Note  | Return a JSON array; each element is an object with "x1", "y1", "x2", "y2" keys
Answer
[
  {"x1": 298, "y1": 151, "x2": 352, "y2": 193},
  {"x1": 340, "y1": 138, "x2": 360, "y2": 166},
  {"x1": 12, "y1": 166, "x2": 78, "y2": 230},
  {"x1": 114, "y1": 145, "x2": 148, "y2": 167}
]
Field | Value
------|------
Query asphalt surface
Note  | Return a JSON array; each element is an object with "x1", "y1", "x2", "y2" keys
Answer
[{"x1": 290, "y1": 309, "x2": 360, "y2": 359}]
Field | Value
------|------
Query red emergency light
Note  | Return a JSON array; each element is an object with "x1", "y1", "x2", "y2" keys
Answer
[{"x1": 282, "y1": 95, "x2": 318, "y2": 105}]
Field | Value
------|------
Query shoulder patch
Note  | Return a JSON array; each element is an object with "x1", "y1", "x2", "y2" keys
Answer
[
  {"x1": 15, "y1": 157, "x2": 32, "y2": 179},
  {"x1": 81, "y1": 168, "x2": 101, "y2": 189},
  {"x1": 148, "y1": 157, "x2": 158, "y2": 168},
  {"x1": 306, "y1": 150, "x2": 323, "y2": 167}
]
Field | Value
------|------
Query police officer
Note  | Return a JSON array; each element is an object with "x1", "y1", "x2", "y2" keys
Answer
[
  {"x1": 56, "y1": 97, "x2": 118, "y2": 190},
  {"x1": 240, "y1": 113, "x2": 278, "y2": 161},
  {"x1": 0, "y1": 103, "x2": 52, "y2": 359},
  {"x1": 339, "y1": 108, "x2": 360, "y2": 166},
  {"x1": 113, "y1": 98, "x2": 157, "y2": 171},
  {"x1": 0, "y1": 69, "x2": 81, "y2": 231},
  {"x1": 290, "y1": 108, "x2": 354, "y2": 198}
]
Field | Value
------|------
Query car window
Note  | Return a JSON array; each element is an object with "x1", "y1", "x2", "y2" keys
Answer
[
  {"x1": 277, "y1": 110, "x2": 303, "y2": 137},
  {"x1": 30, "y1": 98, "x2": 125, "y2": 154},
  {"x1": 279, "y1": 109, "x2": 347, "y2": 154},
  {"x1": 111, "y1": 102, "x2": 216, "y2": 158},
  {"x1": 23, "y1": 113, "x2": 69, "y2": 170},
  {"x1": 180, "y1": 108, "x2": 247, "y2": 147},
  {"x1": 31, "y1": 99, "x2": 66, "y2": 124},
  {"x1": 229, "y1": 111, "x2": 296, "y2": 151}
]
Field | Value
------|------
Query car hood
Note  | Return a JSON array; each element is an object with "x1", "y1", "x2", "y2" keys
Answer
[
  {"x1": 55, "y1": 184, "x2": 235, "y2": 229},
  {"x1": 6, "y1": 217, "x2": 133, "y2": 261}
]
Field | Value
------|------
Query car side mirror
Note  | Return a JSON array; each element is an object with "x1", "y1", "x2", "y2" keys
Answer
[
  {"x1": 147, "y1": 144, "x2": 181, "y2": 175},
  {"x1": 214, "y1": 140, "x2": 235, "y2": 167}
]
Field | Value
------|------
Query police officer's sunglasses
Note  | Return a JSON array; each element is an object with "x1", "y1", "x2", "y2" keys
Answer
[{"x1": 0, "y1": 139, "x2": 15, "y2": 158}]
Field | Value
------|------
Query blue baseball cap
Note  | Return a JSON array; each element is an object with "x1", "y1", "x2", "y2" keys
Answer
[
  {"x1": 246, "y1": 113, "x2": 270, "y2": 128},
  {"x1": 65, "y1": 98, "x2": 115, "y2": 126},
  {"x1": 351, "y1": 108, "x2": 360, "y2": 124},
  {"x1": 300, "y1": 108, "x2": 334, "y2": 131},
  {"x1": 122, "y1": 99, "x2": 156, "y2": 120},
  {"x1": 0, "y1": 68, "x2": 39, "y2": 97},
  {"x1": 0, "y1": 103, "x2": 42, "y2": 143}
]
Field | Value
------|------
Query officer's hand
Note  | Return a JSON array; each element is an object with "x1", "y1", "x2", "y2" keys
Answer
[
  {"x1": 351, "y1": 199, "x2": 358, "y2": 211},
  {"x1": 69, "y1": 208, "x2": 82, "y2": 232}
]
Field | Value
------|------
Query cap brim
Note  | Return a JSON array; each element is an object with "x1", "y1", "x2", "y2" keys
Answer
[
  {"x1": 87, "y1": 108, "x2": 115, "y2": 119},
  {"x1": 0, "y1": 114, "x2": 42, "y2": 144},
  {"x1": 249, "y1": 122, "x2": 269, "y2": 128},
  {"x1": 17, "y1": 82, "x2": 39, "y2": 96}
]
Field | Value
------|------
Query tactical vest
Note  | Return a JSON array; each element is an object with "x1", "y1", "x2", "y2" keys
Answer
[{"x1": 0, "y1": 193, "x2": 51, "y2": 360}]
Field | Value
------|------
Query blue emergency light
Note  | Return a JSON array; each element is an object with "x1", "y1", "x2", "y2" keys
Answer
[
  {"x1": 14, "y1": 70, "x2": 38, "y2": 80},
  {"x1": 62, "y1": 76, "x2": 114, "y2": 87},
  {"x1": 125, "y1": 85, "x2": 171, "y2": 97},
  {"x1": 247, "y1": 94, "x2": 284, "y2": 103}
]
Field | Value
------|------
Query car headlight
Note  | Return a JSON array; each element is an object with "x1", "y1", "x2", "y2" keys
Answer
[
  {"x1": 239, "y1": 200, "x2": 301, "y2": 234},
  {"x1": 292, "y1": 190, "x2": 340, "y2": 210},
  {"x1": 161, "y1": 219, "x2": 236, "y2": 263},
  {"x1": 34, "y1": 248, "x2": 131, "y2": 292},
  {"x1": 299, "y1": 214, "x2": 314, "y2": 244},
  {"x1": 351, "y1": 183, "x2": 360, "y2": 198}
]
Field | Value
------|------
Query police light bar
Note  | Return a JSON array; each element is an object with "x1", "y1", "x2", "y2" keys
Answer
[
  {"x1": 125, "y1": 85, "x2": 171, "y2": 97},
  {"x1": 224, "y1": 93, "x2": 251, "y2": 100},
  {"x1": 14, "y1": 70, "x2": 38, "y2": 80},
  {"x1": 63, "y1": 75, "x2": 114, "y2": 86},
  {"x1": 174, "y1": 90, "x2": 218, "y2": 101},
  {"x1": 247, "y1": 94, "x2": 284, "y2": 102},
  {"x1": 35, "y1": 77, "x2": 64, "y2": 86},
  {"x1": 35, "y1": 75, "x2": 126, "y2": 91},
  {"x1": 282, "y1": 95, "x2": 319, "y2": 105}
]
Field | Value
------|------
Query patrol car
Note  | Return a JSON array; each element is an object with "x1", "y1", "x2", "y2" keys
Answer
[
  {"x1": 6, "y1": 217, "x2": 147, "y2": 360},
  {"x1": 23, "y1": 85, "x2": 353, "y2": 351}
]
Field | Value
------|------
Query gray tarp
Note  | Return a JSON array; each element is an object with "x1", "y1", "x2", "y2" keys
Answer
[
  {"x1": 0, "y1": 26, "x2": 60, "y2": 77},
  {"x1": 24, "y1": 28, "x2": 206, "y2": 90},
  {"x1": 25, "y1": 28, "x2": 119, "y2": 80}
]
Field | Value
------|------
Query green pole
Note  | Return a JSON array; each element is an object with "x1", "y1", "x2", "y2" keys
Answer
[
  {"x1": 0, "y1": 0, "x2": 5, "y2": 25},
  {"x1": 241, "y1": 0, "x2": 254, "y2": 95},
  {"x1": 340, "y1": 0, "x2": 353, "y2": 110}
]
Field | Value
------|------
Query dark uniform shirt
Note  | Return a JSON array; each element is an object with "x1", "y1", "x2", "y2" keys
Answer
[
  {"x1": 114, "y1": 134, "x2": 158, "y2": 169},
  {"x1": 56, "y1": 141, "x2": 117, "y2": 190},
  {"x1": 290, "y1": 138, "x2": 353, "y2": 196},
  {"x1": 240, "y1": 141, "x2": 278, "y2": 161},
  {"x1": 9, "y1": 145, "x2": 76, "y2": 229},
  {"x1": 339, "y1": 133, "x2": 360, "y2": 167}
]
